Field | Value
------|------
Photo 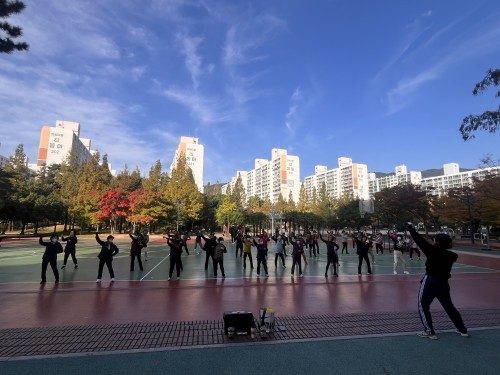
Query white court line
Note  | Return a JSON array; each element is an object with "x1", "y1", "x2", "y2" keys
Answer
[{"x1": 140, "y1": 254, "x2": 170, "y2": 281}]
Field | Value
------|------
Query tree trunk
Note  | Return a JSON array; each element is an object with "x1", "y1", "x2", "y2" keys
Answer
[
  {"x1": 20, "y1": 221, "x2": 26, "y2": 235},
  {"x1": 34, "y1": 221, "x2": 39, "y2": 234}
]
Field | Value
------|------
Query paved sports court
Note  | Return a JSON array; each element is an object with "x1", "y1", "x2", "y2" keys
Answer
[{"x1": 1, "y1": 235, "x2": 500, "y2": 374}]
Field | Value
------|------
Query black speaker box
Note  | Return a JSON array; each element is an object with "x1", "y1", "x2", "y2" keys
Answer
[{"x1": 223, "y1": 311, "x2": 254, "y2": 335}]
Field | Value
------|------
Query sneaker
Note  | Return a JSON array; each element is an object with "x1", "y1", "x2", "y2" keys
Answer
[
  {"x1": 417, "y1": 331, "x2": 438, "y2": 340},
  {"x1": 368, "y1": 272, "x2": 373, "y2": 275},
  {"x1": 265, "y1": 274, "x2": 269, "y2": 277},
  {"x1": 168, "y1": 277, "x2": 171, "y2": 280},
  {"x1": 96, "y1": 279, "x2": 101, "y2": 283},
  {"x1": 74, "y1": 265, "x2": 78, "y2": 269},
  {"x1": 456, "y1": 330, "x2": 469, "y2": 337},
  {"x1": 111, "y1": 278, "x2": 115, "y2": 282},
  {"x1": 61, "y1": 265, "x2": 66, "y2": 269},
  {"x1": 177, "y1": 276, "x2": 181, "y2": 280},
  {"x1": 393, "y1": 271, "x2": 398, "y2": 275},
  {"x1": 299, "y1": 274, "x2": 303, "y2": 277},
  {"x1": 334, "y1": 273, "x2": 339, "y2": 277},
  {"x1": 40, "y1": 280, "x2": 46, "y2": 284},
  {"x1": 404, "y1": 271, "x2": 410, "y2": 274}
]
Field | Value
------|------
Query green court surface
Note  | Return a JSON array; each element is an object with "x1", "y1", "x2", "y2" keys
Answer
[{"x1": 0, "y1": 236, "x2": 497, "y2": 284}]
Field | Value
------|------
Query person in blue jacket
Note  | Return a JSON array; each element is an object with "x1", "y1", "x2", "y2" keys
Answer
[{"x1": 39, "y1": 234, "x2": 63, "y2": 284}]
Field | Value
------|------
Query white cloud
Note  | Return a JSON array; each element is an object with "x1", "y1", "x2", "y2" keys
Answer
[{"x1": 385, "y1": 71, "x2": 438, "y2": 115}]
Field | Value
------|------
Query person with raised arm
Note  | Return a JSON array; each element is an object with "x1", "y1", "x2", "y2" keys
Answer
[
  {"x1": 320, "y1": 231, "x2": 339, "y2": 277},
  {"x1": 407, "y1": 224, "x2": 468, "y2": 340},
  {"x1": 39, "y1": 234, "x2": 63, "y2": 284},
  {"x1": 95, "y1": 233, "x2": 119, "y2": 283}
]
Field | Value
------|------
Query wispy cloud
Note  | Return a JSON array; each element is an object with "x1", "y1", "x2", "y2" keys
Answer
[
  {"x1": 285, "y1": 87, "x2": 303, "y2": 137},
  {"x1": 372, "y1": 11, "x2": 433, "y2": 83},
  {"x1": 385, "y1": 71, "x2": 438, "y2": 115},
  {"x1": 383, "y1": 10, "x2": 500, "y2": 115}
]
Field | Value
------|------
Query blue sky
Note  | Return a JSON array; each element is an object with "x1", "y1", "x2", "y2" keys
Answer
[{"x1": 1, "y1": 0, "x2": 499, "y2": 184}]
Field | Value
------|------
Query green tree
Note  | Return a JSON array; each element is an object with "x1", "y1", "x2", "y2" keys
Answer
[
  {"x1": 163, "y1": 154, "x2": 203, "y2": 230},
  {"x1": 216, "y1": 195, "x2": 245, "y2": 234},
  {"x1": 112, "y1": 165, "x2": 142, "y2": 192},
  {"x1": 0, "y1": 0, "x2": 29, "y2": 54},
  {"x1": 297, "y1": 183, "x2": 309, "y2": 213},
  {"x1": 460, "y1": 69, "x2": 500, "y2": 140},
  {"x1": 231, "y1": 173, "x2": 246, "y2": 208},
  {"x1": 73, "y1": 153, "x2": 109, "y2": 230},
  {"x1": 3, "y1": 144, "x2": 32, "y2": 233},
  {"x1": 58, "y1": 149, "x2": 84, "y2": 231}
]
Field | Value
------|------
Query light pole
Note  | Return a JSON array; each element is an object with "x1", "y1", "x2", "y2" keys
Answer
[{"x1": 175, "y1": 198, "x2": 181, "y2": 233}]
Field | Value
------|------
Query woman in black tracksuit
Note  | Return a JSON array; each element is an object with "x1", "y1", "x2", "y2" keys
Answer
[
  {"x1": 95, "y1": 233, "x2": 119, "y2": 283},
  {"x1": 61, "y1": 230, "x2": 78, "y2": 269},
  {"x1": 320, "y1": 232, "x2": 339, "y2": 277},
  {"x1": 165, "y1": 234, "x2": 183, "y2": 280},
  {"x1": 407, "y1": 224, "x2": 468, "y2": 339},
  {"x1": 355, "y1": 235, "x2": 372, "y2": 275},
  {"x1": 39, "y1": 234, "x2": 63, "y2": 284}
]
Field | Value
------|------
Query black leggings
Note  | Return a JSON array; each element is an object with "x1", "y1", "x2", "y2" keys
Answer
[
  {"x1": 63, "y1": 251, "x2": 77, "y2": 266},
  {"x1": 357, "y1": 254, "x2": 372, "y2": 274},
  {"x1": 169, "y1": 258, "x2": 182, "y2": 278},
  {"x1": 376, "y1": 243, "x2": 383, "y2": 254},
  {"x1": 97, "y1": 258, "x2": 115, "y2": 279},
  {"x1": 41, "y1": 258, "x2": 59, "y2": 282},
  {"x1": 275, "y1": 253, "x2": 285, "y2": 267},
  {"x1": 130, "y1": 253, "x2": 143, "y2": 271}
]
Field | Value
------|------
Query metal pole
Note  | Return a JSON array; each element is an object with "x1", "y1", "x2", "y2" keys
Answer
[{"x1": 176, "y1": 199, "x2": 180, "y2": 233}]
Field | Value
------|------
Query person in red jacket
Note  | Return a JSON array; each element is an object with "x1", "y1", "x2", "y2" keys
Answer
[{"x1": 407, "y1": 224, "x2": 468, "y2": 340}]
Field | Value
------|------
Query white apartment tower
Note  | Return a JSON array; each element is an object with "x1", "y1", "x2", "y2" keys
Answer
[
  {"x1": 420, "y1": 163, "x2": 499, "y2": 196},
  {"x1": 368, "y1": 164, "x2": 422, "y2": 197},
  {"x1": 37, "y1": 121, "x2": 92, "y2": 166},
  {"x1": 223, "y1": 149, "x2": 301, "y2": 204},
  {"x1": 303, "y1": 157, "x2": 369, "y2": 200},
  {"x1": 170, "y1": 136, "x2": 204, "y2": 192}
]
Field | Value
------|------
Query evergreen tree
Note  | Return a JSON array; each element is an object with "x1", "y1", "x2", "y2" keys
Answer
[{"x1": 0, "y1": 0, "x2": 29, "y2": 54}]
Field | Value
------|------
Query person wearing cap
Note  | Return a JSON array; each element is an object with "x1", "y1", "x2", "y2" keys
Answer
[
  {"x1": 320, "y1": 231, "x2": 339, "y2": 277},
  {"x1": 390, "y1": 233, "x2": 409, "y2": 275},
  {"x1": 61, "y1": 230, "x2": 78, "y2": 269},
  {"x1": 201, "y1": 231, "x2": 217, "y2": 271},
  {"x1": 289, "y1": 234, "x2": 304, "y2": 277},
  {"x1": 39, "y1": 234, "x2": 63, "y2": 284},
  {"x1": 253, "y1": 236, "x2": 269, "y2": 277},
  {"x1": 95, "y1": 233, "x2": 119, "y2": 283},
  {"x1": 128, "y1": 230, "x2": 145, "y2": 272},
  {"x1": 407, "y1": 224, "x2": 468, "y2": 340},
  {"x1": 165, "y1": 233, "x2": 183, "y2": 280},
  {"x1": 213, "y1": 237, "x2": 227, "y2": 278}
]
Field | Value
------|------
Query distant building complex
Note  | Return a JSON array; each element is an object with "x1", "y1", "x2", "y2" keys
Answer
[
  {"x1": 223, "y1": 148, "x2": 301, "y2": 204},
  {"x1": 303, "y1": 157, "x2": 370, "y2": 200}
]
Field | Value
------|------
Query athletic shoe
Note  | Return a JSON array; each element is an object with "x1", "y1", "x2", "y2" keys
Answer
[
  {"x1": 96, "y1": 279, "x2": 101, "y2": 283},
  {"x1": 368, "y1": 272, "x2": 373, "y2": 275},
  {"x1": 168, "y1": 277, "x2": 171, "y2": 280},
  {"x1": 111, "y1": 278, "x2": 115, "y2": 282},
  {"x1": 265, "y1": 274, "x2": 269, "y2": 277},
  {"x1": 61, "y1": 265, "x2": 66, "y2": 269},
  {"x1": 417, "y1": 331, "x2": 438, "y2": 340},
  {"x1": 299, "y1": 274, "x2": 303, "y2": 277},
  {"x1": 456, "y1": 330, "x2": 469, "y2": 337},
  {"x1": 74, "y1": 265, "x2": 78, "y2": 269},
  {"x1": 404, "y1": 271, "x2": 410, "y2": 274},
  {"x1": 393, "y1": 271, "x2": 398, "y2": 275},
  {"x1": 177, "y1": 276, "x2": 181, "y2": 280},
  {"x1": 40, "y1": 280, "x2": 46, "y2": 284},
  {"x1": 334, "y1": 273, "x2": 339, "y2": 277}
]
